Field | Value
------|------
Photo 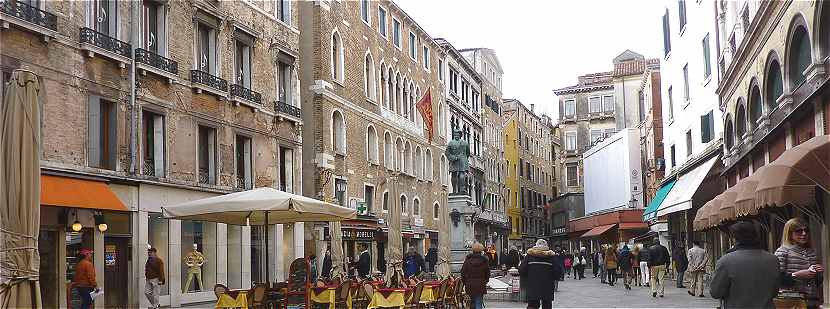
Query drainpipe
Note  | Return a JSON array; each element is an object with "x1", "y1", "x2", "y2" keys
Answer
[{"x1": 129, "y1": 0, "x2": 139, "y2": 175}]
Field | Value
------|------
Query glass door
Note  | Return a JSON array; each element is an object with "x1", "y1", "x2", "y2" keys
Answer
[{"x1": 104, "y1": 236, "x2": 129, "y2": 308}]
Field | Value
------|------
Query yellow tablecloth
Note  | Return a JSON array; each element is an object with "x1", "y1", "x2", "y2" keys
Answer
[
  {"x1": 216, "y1": 291, "x2": 248, "y2": 309},
  {"x1": 419, "y1": 285, "x2": 437, "y2": 303},
  {"x1": 367, "y1": 290, "x2": 406, "y2": 309},
  {"x1": 310, "y1": 287, "x2": 336, "y2": 309}
]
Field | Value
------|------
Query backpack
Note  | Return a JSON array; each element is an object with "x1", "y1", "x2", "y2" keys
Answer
[{"x1": 564, "y1": 258, "x2": 572, "y2": 267}]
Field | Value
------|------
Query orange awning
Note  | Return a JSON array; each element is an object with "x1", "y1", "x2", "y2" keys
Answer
[
  {"x1": 40, "y1": 175, "x2": 127, "y2": 211},
  {"x1": 618, "y1": 222, "x2": 648, "y2": 230},
  {"x1": 580, "y1": 224, "x2": 616, "y2": 238}
]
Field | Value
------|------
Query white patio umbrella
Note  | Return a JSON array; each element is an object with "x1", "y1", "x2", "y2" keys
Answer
[{"x1": 162, "y1": 187, "x2": 357, "y2": 285}]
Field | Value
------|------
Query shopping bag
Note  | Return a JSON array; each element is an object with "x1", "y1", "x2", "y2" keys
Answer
[{"x1": 90, "y1": 288, "x2": 104, "y2": 300}]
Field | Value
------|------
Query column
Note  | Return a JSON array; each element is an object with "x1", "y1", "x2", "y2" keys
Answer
[
  {"x1": 227, "y1": 226, "x2": 242, "y2": 289},
  {"x1": 275, "y1": 224, "x2": 286, "y2": 282},
  {"x1": 822, "y1": 192, "x2": 830, "y2": 309},
  {"x1": 94, "y1": 229, "x2": 104, "y2": 309},
  {"x1": 135, "y1": 211, "x2": 148, "y2": 308},
  {"x1": 216, "y1": 223, "x2": 228, "y2": 286},
  {"x1": 169, "y1": 220, "x2": 182, "y2": 307},
  {"x1": 268, "y1": 224, "x2": 279, "y2": 282},
  {"x1": 241, "y1": 226, "x2": 252, "y2": 289},
  {"x1": 58, "y1": 229, "x2": 67, "y2": 308},
  {"x1": 294, "y1": 222, "x2": 305, "y2": 259}
]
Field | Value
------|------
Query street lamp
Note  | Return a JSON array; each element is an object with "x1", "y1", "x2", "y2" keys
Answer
[
  {"x1": 71, "y1": 210, "x2": 82, "y2": 232},
  {"x1": 94, "y1": 212, "x2": 108, "y2": 232}
]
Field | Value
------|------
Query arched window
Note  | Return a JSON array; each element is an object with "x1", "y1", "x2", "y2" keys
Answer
[
  {"x1": 380, "y1": 63, "x2": 388, "y2": 108},
  {"x1": 387, "y1": 68, "x2": 394, "y2": 111},
  {"x1": 332, "y1": 110, "x2": 346, "y2": 154},
  {"x1": 382, "y1": 191, "x2": 389, "y2": 212},
  {"x1": 366, "y1": 125, "x2": 379, "y2": 163},
  {"x1": 425, "y1": 149, "x2": 433, "y2": 181},
  {"x1": 402, "y1": 79, "x2": 409, "y2": 117},
  {"x1": 414, "y1": 146, "x2": 423, "y2": 179},
  {"x1": 331, "y1": 31, "x2": 344, "y2": 82},
  {"x1": 437, "y1": 103, "x2": 445, "y2": 136},
  {"x1": 409, "y1": 83, "x2": 416, "y2": 122},
  {"x1": 400, "y1": 194, "x2": 407, "y2": 215},
  {"x1": 788, "y1": 25, "x2": 812, "y2": 87},
  {"x1": 404, "y1": 141, "x2": 413, "y2": 175},
  {"x1": 765, "y1": 58, "x2": 783, "y2": 110},
  {"x1": 736, "y1": 102, "x2": 747, "y2": 138},
  {"x1": 384, "y1": 131, "x2": 393, "y2": 169},
  {"x1": 433, "y1": 202, "x2": 440, "y2": 220},
  {"x1": 396, "y1": 137, "x2": 405, "y2": 172},
  {"x1": 364, "y1": 53, "x2": 376, "y2": 100},
  {"x1": 725, "y1": 115, "x2": 735, "y2": 150},
  {"x1": 439, "y1": 155, "x2": 448, "y2": 186},
  {"x1": 413, "y1": 198, "x2": 420, "y2": 217},
  {"x1": 748, "y1": 85, "x2": 762, "y2": 128},
  {"x1": 415, "y1": 87, "x2": 423, "y2": 130},
  {"x1": 395, "y1": 72, "x2": 403, "y2": 114}
]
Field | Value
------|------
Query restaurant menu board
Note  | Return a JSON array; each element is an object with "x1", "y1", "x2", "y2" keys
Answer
[{"x1": 105, "y1": 244, "x2": 117, "y2": 266}]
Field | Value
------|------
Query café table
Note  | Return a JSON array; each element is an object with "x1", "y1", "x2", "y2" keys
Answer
[
  {"x1": 419, "y1": 281, "x2": 442, "y2": 304},
  {"x1": 367, "y1": 288, "x2": 408, "y2": 309},
  {"x1": 309, "y1": 285, "x2": 337, "y2": 309},
  {"x1": 216, "y1": 290, "x2": 248, "y2": 309}
]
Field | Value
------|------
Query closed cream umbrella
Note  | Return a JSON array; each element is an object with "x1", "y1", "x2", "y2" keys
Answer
[
  {"x1": 328, "y1": 221, "x2": 346, "y2": 278},
  {"x1": 436, "y1": 189, "x2": 451, "y2": 278},
  {"x1": 384, "y1": 173, "x2": 404, "y2": 286},
  {"x1": 0, "y1": 70, "x2": 42, "y2": 308}
]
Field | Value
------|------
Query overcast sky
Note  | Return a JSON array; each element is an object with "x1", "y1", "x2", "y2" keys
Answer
[{"x1": 396, "y1": 0, "x2": 665, "y2": 120}]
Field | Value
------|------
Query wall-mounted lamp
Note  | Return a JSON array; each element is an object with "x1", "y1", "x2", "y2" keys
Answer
[
  {"x1": 71, "y1": 210, "x2": 82, "y2": 232},
  {"x1": 94, "y1": 212, "x2": 107, "y2": 232},
  {"x1": 450, "y1": 209, "x2": 461, "y2": 227}
]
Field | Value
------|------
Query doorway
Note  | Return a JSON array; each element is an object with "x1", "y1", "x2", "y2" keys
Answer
[{"x1": 104, "y1": 236, "x2": 130, "y2": 308}]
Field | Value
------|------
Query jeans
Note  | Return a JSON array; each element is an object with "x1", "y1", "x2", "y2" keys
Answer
[
  {"x1": 688, "y1": 270, "x2": 705, "y2": 296},
  {"x1": 676, "y1": 270, "x2": 685, "y2": 287},
  {"x1": 77, "y1": 287, "x2": 94, "y2": 309},
  {"x1": 575, "y1": 265, "x2": 585, "y2": 279},
  {"x1": 471, "y1": 295, "x2": 484, "y2": 309},
  {"x1": 607, "y1": 268, "x2": 617, "y2": 285},
  {"x1": 527, "y1": 298, "x2": 552, "y2": 309},
  {"x1": 145, "y1": 278, "x2": 160, "y2": 307},
  {"x1": 639, "y1": 262, "x2": 650, "y2": 284},
  {"x1": 650, "y1": 265, "x2": 667, "y2": 295}
]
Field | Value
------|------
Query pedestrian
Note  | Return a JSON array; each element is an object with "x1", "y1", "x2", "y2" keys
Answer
[
  {"x1": 519, "y1": 239, "x2": 563, "y2": 309},
  {"x1": 403, "y1": 246, "x2": 425, "y2": 278},
  {"x1": 487, "y1": 244, "x2": 499, "y2": 269},
  {"x1": 563, "y1": 253, "x2": 572, "y2": 279},
  {"x1": 617, "y1": 245, "x2": 634, "y2": 290},
  {"x1": 309, "y1": 254, "x2": 319, "y2": 282},
  {"x1": 673, "y1": 245, "x2": 689, "y2": 288},
  {"x1": 648, "y1": 241, "x2": 670, "y2": 297},
  {"x1": 145, "y1": 247, "x2": 166, "y2": 309},
  {"x1": 574, "y1": 251, "x2": 587, "y2": 280},
  {"x1": 592, "y1": 250, "x2": 600, "y2": 278},
  {"x1": 552, "y1": 247, "x2": 565, "y2": 291},
  {"x1": 72, "y1": 248, "x2": 97, "y2": 309},
  {"x1": 631, "y1": 246, "x2": 642, "y2": 286},
  {"x1": 357, "y1": 243, "x2": 371, "y2": 278},
  {"x1": 710, "y1": 221, "x2": 781, "y2": 308},
  {"x1": 687, "y1": 241, "x2": 708, "y2": 297},
  {"x1": 506, "y1": 246, "x2": 521, "y2": 269},
  {"x1": 604, "y1": 245, "x2": 618, "y2": 286},
  {"x1": 774, "y1": 218, "x2": 825, "y2": 308},
  {"x1": 461, "y1": 243, "x2": 490, "y2": 309},
  {"x1": 598, "y1": 248, "x2": 607, "y2": 284},
  {"x1": 639, "y1": 244, "x2": 651, "y2": 287},
  {"x1": 321, "y1": 247, "x2": 332, "y2": 279},
  {"x1": 426, "y1": 245, "x2": 438, "y2": 273}
]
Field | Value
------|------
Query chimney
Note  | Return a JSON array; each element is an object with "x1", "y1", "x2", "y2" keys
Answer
[{"x1": 530, "y1": 104, "x2": 535, "y2": 113}]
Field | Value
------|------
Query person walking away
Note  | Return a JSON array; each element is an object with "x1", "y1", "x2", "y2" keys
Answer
[
  {"x1": 687, "y1": 241, "x2": 708, "y2": 297},
  {"x1": 598, "y1": 249, "x2": 607, "y2": 284},
  {"x1": 552, "y1": 248, "x2": 565, "y2": 291},
  {"x1": 461, "y1": 243, "x2": 490, "y2": 309},
  {"x1": 426, "y1": 245, "x2": 438, "y2": 273},
  {"x1": 321, "y1": 248, "x2": 332, "y2": 279},
  {"x1": 506, "y1": 246, "x2": 521, "y2": 269},
  {"x1": 404, "y1": 246, "x2": 425, "y2": 278},
  {"x1": 605, "y1": 245, "x2": 618, "y2": 286},
  {"x1": 72, "y1": 249, "x2": 97, "y2": 309},
  {"x1": 774, "y1": 218, "x2": 825, "y2": 309},
  {"x1": 648, "y1": 241, "x2": 670, "y2": 297},
  {"x1": 673, "y1": 246, "x2": 689, "y2": 288},
  {"x1": 617, "y1": 245, "x2": 634, "y2": 290},
  {"x1": 631, "y1": 246, "x2": 642, "y2": 286},
  {"x1": 710, "y1": 221, "x2": 780, "y2": 308},
  {"x1": 563, "y1": 253, "x2": 572, "y2": 279},
  {"x1": 592, "y1": 250, "x2": 600, "y2": 278},
  {"x1": 639, "y1": 244, "x2": 651, "y2": 287},
  {"x1": 145, "y1": 247, "x2": 166, "y2": 309},
  {"x1": 357, "y1": 243, "x2": 371, "y2": 279},
  {"x1": 519, "y1": 239, "x2": 562, "y2": 309},
  {"x1": 575, "y1": 252, "x2": 587, "y2": 280}
]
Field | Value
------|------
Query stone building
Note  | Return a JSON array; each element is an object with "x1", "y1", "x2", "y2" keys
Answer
[
  {"x1": 1, "y1": 0, "x2": 302, "y2": 307},
  {"x1": 502, "y1": 99, "x2": 555, "y2": 249},
  {"x1": 298, "y1": 0, "x2": 449, "y2": 275}
]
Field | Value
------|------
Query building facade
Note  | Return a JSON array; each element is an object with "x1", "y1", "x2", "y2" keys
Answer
[
  {"x1": 1, "y1": 0, "x2": 303, "y2": 307},
  {"x1": 298, "y1": 0, "x2": 449, "y2": 275}
]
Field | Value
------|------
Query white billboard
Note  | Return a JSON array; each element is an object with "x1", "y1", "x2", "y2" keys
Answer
[{"x1": 583, "y1": 128, "x2": 644, "y2": 214}]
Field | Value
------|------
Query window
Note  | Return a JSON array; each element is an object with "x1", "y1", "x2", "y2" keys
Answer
[
  {"x1": 392, "y1": 18, "x2": 401, "y2": 48},
  {"x1": 604, "y1": 128, "x2": 616, "y2": 137},
  {"x1": 678, "y1": 0, "x2": 687, "y2": 30},
  {"x1": 440, "y1": 155, "x2": 448, "y2": 186},
  {"x1": 142, "y1": 110, "x2": 165, "y2": 177},
  {"x1": 234, "y1": 32, "x2": 253, "y2": 87},
  {"x1": 423, "y1": 46, "x2": 430, "y2": 70},
  {"x1": 725, "y1": 117, "x2": 735, "y2": 150},
  {"x1": 414, "y1": 147, "x2": 423, "y2": 179},
  {"x1": 449, "y1": 68, "x2": 459, "y2": 94},
  {"x1": 384, "y1": 132, "x2": 394, "y2": 169},
  {"x1": 766, "y1": 60, "x2": 783, "y2": 110},
  {"x1": 88, "y1": 96, "x2": 117, "y2": 170},
  {"x1": 564, "y1": 99, "x2": 576, "y2": 117},
  {"x1": 334, "y1": 178, "x2": 347, "y2": 206},
  {"x1": 425, "y1": 149, "x2": 433, "y2": 181},
  {"x1": 566, "y1": 164, "x2": 578, "y2": 187},
  {"x1": 277, "y1": 0, "x2": 291, "y2": 24},
  {"x1": 670, "y1": 145, "x2": 676, "y2": 168},
  {"x1": 332, "y1": 110, "x2": 346, "y2": 154},
  {"x1": 413, "y1": 198, "x2": 420, "y2": 217},
  {"x1": 700, "y1": 110, "x2": 714, "y2": 143},
  {"x1": 382, "y1": 191, "x2": 389, "y2": 212},
  {"x1": 279, "y1": 147, "x2": 294, "y2": 193},
  {"x1": 181, "y1": 221, "x2": 217, "y2": 292},
  {"x1": 409, "y1": 32, "x2": 417, "y2": 60},
  {"x1": 590, "y1": 129, "x2": 602, "y2": 144},
  {"x1": 438, "y1": 59, "x2": 444, "y2": 81},
  {"x1": 331, "y1": 31, "x2": 344, "y2": 82},
  {"x1": 685, "y1": 130, "x2": 692, "y2": 157},
  {"x1": 142, "y1": 1, "x2": 166, "y2": 54},
  {"x1": 736, "y1": 104, "x2": 747, "y2": 137},
  {"x1": 197, "y1": 125, "x2": 217, "y2": 184},
  {"x1": 564, "y1": 131, "x2": 577, "y2": 151},
  {"x1": 364, "y1": 185, "x2": 374, "y2": 214},
  {"x1": 662, "y1": 9, "x2": 672, "y2": 56},
  {"x1": 360, "y1": 0, "x2": 370, "y2": 24},
  {"x1": 667, "y1": 86, "x2": 674, "y2": 119},
  {"x1": 400, "y1": 195, "x2": 407, "y2": 215},
  {"x1": 366, "y1": 125, "x2": 379, "y2": 163},
  {"x1": 519, "y1": 159, "x2": 523, "y2": 177},
  {"x1": 602, "y1": 95, "x2": 614, "y2": 112},
  {"x1": 588, "y1": 96, "x2": 601, "y2": 113},
  {"x1": 789, "y1": 26, "x2": 812, "y2": 87},
  {"x1": 90, "y1": 0, "x2": 118, "y2": 36},
  {"x1": 702, "y1": 34, "x2": 711, "y2": 78},
  {"x1": 278, "y1": 62, "x2": 294, "y2": 105},
  {"x1": 749, "y1": 86, "x2": 762, "y2": 126},
  {"x1": 433, "y1": 203, "x2": 440, "y2": 220},
  {"x1": 364, "y1": 53, "x2": 376, "y2": 100},
  {"x1": 682, "y1": 64, "x2": 690, "y2": 102},
  {"x1": 195, "y1": 17, "x2": 218, "y2": 74},
  {"x1": 377, "y1": 7, "x2": 387, "y2": 38},
  {"x1": 235, "y1": 135, "x2": 253, "y2": 190},
  {"x1": 638, "y1": 90, "x2": 645, "y2": 122}
]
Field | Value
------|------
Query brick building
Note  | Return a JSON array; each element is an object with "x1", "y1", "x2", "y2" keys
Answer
[{"x1": 2, "y1": 0, "x2": 302, "y2": 307}]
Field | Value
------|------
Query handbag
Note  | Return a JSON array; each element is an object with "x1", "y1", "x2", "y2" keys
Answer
[{"x1": 774, "y1": 252, "x2": 808, "y2": 309}]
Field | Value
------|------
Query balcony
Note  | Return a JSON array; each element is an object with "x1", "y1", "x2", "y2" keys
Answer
[
  {"x1": 1, "y1": 0, "x2": 57, "y2": 40},
  {"x1": 380, "y1": 107, "x2": 423, "y2": 138},
  {"x1": 275, "y1": 101, "x2": 302, "y2": 122},
  {"x1": 79, "y1": 27, "x2": 132, "y2": 67},
  {"x1": 143, "y1": 158, "x2": 155, "y2": 178},
  {"x1": 229, "y1": 84, "x2": 263, "y2": 109},
  {"x1": 135, "y1": 48, "x2": 178, "y2": 83},
  {"x1": 190, "y1": 70, "x2": 228, "y2": 98}
]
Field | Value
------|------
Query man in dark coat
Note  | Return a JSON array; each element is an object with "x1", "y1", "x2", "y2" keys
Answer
[
  {"x1": 425, "y1": 246, "x2": 438, "y2": 273},
  {"x1": 648, "y1": 241, "x2": 671, "y2": 297},
  {"x1": 357, "y1": 243, "x2": 371, "y2": 278},
  {"x1": 461, "y1": 243, "x2": 490, "y2": 309},
  {"x1": 710, "y1": 221, "x2": 780, "y2": 309},
  {"x1": 519, "y1": 239, "x2": 563, "y2": 309},
  {"x1": 403, "y1": 247, "x2": 425, "y2": 278},
  {"x1": 321, "y1": 248, "x2": 332, "y2": 279},
  {"x1": 505, "y1": 246, "x2": 521, "y2": 269},
  {"x1": 672, "y1": 245, "x2": 689, "y2": 288}
]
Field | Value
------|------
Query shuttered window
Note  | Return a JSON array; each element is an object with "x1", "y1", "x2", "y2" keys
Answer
[{"x1": 88, "y1": 96, "x2": 117, "y2": 170}]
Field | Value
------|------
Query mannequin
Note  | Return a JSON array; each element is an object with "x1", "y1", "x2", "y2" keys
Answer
[{"x1": 183, "y1": 243, "x2": 205, "y2": 292}]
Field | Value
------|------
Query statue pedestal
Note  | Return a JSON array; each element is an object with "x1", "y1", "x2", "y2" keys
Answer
[{"x1": 448, "y1": 194, "x2": 474, "y2": 273}]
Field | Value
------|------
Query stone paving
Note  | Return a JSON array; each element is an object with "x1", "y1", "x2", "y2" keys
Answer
[{"x1": 486, "y1": 275, "x2": 720, "y2": 308}]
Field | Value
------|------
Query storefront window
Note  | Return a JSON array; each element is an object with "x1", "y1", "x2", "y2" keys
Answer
[
  {"x1": 148, "y1": 213, "x2": 170, "y2": 295},
  {"x1": 251, "y1": 225, "x2": 267, "y2": 283},
  {"x1": 38, "y1": 230, "x2": 59, "y2": 308},
  {"x1": 181, "y1": 220, "x2": 217, "y2": 293},
  {"x1": 66, "y1": 228, "x2": 94, "y2": 309}
]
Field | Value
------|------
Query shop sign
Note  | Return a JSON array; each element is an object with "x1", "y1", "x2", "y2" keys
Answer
[
  {"x1": 413, "y1": 217, "x2": 424, "y2": 227},
  {"x1": 552, "y1": 227, "x2": 567, "y2": 236},
  {"x1": 104, "y1": 244, "x2": 117, "y2": 266},
  {"x1": 342, "y1": 229, "x2": 375, "y2": 240}
]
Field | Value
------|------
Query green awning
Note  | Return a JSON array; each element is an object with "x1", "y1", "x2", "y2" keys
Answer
[{"x1": 643, "y1": 180, "x2": 676, "y2": 220}]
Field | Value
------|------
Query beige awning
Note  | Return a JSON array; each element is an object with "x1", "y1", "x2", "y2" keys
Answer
[
  {"x1": 717, "y1": 184, "x2": 741, "y2": 224},
  {"x1": 733, "y1": 167, "x2": 766, "y2": 217},
  {"x1": 693, "y1": 195, "x2": 722, "y2": 231},
  {"x1": 754, "y1": 135, "x2": 829, "y2": 210}
]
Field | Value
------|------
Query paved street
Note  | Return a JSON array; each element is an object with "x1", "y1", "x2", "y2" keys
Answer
[{"x1": 486, "y1": 275, "x2": 720, "y2": 308}]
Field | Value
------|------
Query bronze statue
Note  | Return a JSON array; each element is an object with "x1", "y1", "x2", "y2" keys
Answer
[{"x1": 446, "y1": 128, "x2": 470, "y2": 195}]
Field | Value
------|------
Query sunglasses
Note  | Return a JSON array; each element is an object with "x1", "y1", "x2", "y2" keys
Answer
[{"x1": 793, "y1": 228, "x2": 809, "y2": 234}]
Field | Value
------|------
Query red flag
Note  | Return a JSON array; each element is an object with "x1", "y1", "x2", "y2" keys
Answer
[{"x1": 416, "y1": 89, "x2": 434, "y2": 141}]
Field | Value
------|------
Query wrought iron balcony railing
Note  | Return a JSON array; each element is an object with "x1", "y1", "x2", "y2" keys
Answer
[
  {"x1": 229, "y1": 84, "x2": 262, "y2": 105},
  {"x1": 190, "y1": 70, "x2": 228, "y2": 92},
  {"x1": 79, "y1": 27, "x2": 131, "y2": 58},
  {"x1": 198, "y1": 168, "x2": 211, "y2": 184},
  {"x1": 1, "y1": 0, "x2": 57, "y2": 31},
  {"x1": 236, "y1": 175, "x2": 248, "y2": 190},
  {"x1": 135, "y1": 48, "x2": 178, "y2": 75},
  {"x1": 143, "y1": 158, "x2": 155, "y2": 177},
  {"x1": 275, "y1": 101, "x2": 301, "y2": 118}
]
